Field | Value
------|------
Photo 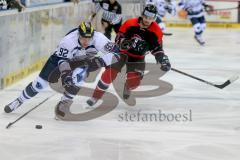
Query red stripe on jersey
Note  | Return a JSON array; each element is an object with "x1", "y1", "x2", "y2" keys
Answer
[
  {"x1": 119, "y1": 18, "x2": 139, "y2": 34},
  {"x1": 147, "y1": 21, "x2": 163, "y2": 45}
]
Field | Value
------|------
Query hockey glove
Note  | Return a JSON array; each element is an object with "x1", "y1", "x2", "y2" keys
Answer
[
  {"x1": 120, "y1": 37, "x2": 148, "y2": 54},
  {"x1": 86, "y1": 57, "x2": 106, "y2": 72},
  {"x1": 203, "y1": 4, "x2": 214, "y2": 14},
  {"x1": 61, "y1": 70, "x2": 74, "y2": 87},
  {"x1": 156, "y1": 55, "x2": 171, "y2": 72}
]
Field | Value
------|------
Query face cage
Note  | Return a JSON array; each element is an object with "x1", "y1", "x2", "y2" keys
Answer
[{"x1": 142, "y1": 10, "x2": 157, "y2": 19}]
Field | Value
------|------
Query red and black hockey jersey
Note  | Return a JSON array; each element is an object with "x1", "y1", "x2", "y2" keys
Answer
[{"x1": 117, "y1": 17, "x2": 163, "y2": 59}]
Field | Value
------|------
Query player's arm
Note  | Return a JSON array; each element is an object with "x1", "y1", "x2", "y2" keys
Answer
[
  {"x1": 151, "y1": 45, "x2": 171, "y2": 72},
  {"x1": 202, "y1": 1, "x2": 214, "y2": 14},
  {"x1": 178, "y1": 0, "x2": 186, "y2": 9},
  {"x1": 66, "y1": 34, "x2": 120, "y2": 72},
  {"x1": 111, "y1": 3, "x2": 122, "y2": 25},
  {"x1": 115, "y1": 19, "x2": 131, "y2": 45},
  {"x1": 150, "y1": 28, "x2": 171, "y2": 72},
  {"x1": 115, "y1": 25, "x2": 134, "y2": 51},
  {"x1": 165, "y1": 1, "x2": 177, "y2": 16},
  {"x1": 91, "y1": 0, "x2": 102, "y2": 20},
  {"x1": 54, "y1": 39, "x2": 79, "y2": 86},
  {"x1": 178, "y1": 0, "x2": 192, "y2": 13},
  {"x1": 85, "y1": 33, "x2": 120, "y2": 71}
]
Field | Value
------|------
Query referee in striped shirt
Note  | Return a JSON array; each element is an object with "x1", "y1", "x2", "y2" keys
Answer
[{"x1": 92, "y1": 0, "x2": 122, "y2": 40}]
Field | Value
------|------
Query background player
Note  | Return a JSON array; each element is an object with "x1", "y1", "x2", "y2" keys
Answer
[
  {"x1": 91, "y1": 0, "x2": 122, "y2": 40},
  {"x1": 178, "y1": 0, "x2": 213, "y2": 45},
  {"x1": 145, "y1": 0, "x2": 177, "y2": 33}
]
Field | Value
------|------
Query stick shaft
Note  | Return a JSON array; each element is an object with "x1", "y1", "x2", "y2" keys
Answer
[
  {"x1": 171, "y1": 68, "x2": 238, "y2": 89},
  {"x1": 6, "y1": 94, "x2": 55, "y2": 129}
]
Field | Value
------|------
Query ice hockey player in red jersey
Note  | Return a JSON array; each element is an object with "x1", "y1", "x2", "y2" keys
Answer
[{"x1": 86, "y1": 4, "x2": 171, "y2": 108}]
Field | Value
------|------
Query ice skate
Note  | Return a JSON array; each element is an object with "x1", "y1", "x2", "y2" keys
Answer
[
  {"x1": 55, "y1": 99, "x2": 73, "y2": 118},
  {"x1": 85, "y1": 97, "x2": 99, "y2": 109},
  {"x1": 194, "y1": 35, "x2": 205, "y2": 46},
  {"x1": 4, "y1": 98, "x2": 23, "y2": 113}
]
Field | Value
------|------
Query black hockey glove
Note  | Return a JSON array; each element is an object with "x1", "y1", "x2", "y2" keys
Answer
[
  {"x1": 86, "y1": 57, "x2": 106, "y2": 72},
  {"x1": 120, "y1": 37, "x2": 149, "y2": 54},
  {"x1": 155, "y1": 54, "x2": 171, "y2": 72},
  {"x1": 61, "y1": 70, "x2": 74, "y2": 87},
  {"x1": 203, "y1": 4, "x2": 214, "y2": 14},
  {"x1": 160, "y1": 55, "x2": 171, "y2": 72}
]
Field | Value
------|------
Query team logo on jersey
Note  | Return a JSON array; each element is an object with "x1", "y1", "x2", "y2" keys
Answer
[{"x1": 104, "y1": 42, "x2": 115, "y2": 52}]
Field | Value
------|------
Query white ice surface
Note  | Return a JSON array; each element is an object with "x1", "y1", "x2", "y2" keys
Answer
[{"x1": 0, "y1": 28, "x2": 240, "y2": 160}]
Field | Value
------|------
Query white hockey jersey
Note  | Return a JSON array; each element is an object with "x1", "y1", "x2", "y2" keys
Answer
[
  {"x1": 178, "y1": 0, "x2": 205, "y2": 18},
  {"x1": 145, "y1": 0, "x2": 176, "y2": 17},
  {"x1": 53, "y1": 28, "x2": 118, "y2": 66}
]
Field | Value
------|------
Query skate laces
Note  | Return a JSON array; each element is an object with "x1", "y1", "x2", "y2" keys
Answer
[{"x1": 10, "y1": 99, "x2": 22, "y2": 110}]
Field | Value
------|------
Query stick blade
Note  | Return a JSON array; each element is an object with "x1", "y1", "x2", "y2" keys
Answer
[
  {"x1": 215, "y1": 75, "x2": 239, "y2": 89},
  {"x1": 163, "y1": 32, "x2": 173, "y2": 36},
  {"x1": 6, "y1": 123, "x2": 13, "y2": 129}
]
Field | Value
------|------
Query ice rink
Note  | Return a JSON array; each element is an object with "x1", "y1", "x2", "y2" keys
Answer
[{"x1": 0, "y1": 28, "x2": 240, "y2": 160}]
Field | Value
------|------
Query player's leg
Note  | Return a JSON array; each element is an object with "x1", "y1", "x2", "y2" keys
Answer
[
  {"x1": 101, "y1": 19, "x2": 112, "y2": 40},
  {"x1": 191, "y1": 17, "x2": 205, "y2": 45},
  {"x1": 199, "y1": 16, "x2": 206, "y2": 34},
  {"x1": 4, "y1": 57, "x2": 58, "y2": 113},
  {"x1": 86, "y1": 67, "x2": 119, "y2": 107},
  {"x1": 123, "y1": 59, "x2": 145, "y2": 100},
  {"x1": 113, "y1": 20, "x2": 122, "y2": 35},
  {"x1": 55, "y1": 85, "x2": 80, "y2": 118},
  {"x1": 86, "y1": 55, "x2": 126, "y2": 108},
  {"x1": 55, "y1": 67, "x2": 87, "y2": 118}
]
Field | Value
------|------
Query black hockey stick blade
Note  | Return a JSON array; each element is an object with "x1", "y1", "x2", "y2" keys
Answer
[
  {"x1": 214, "y1": 75, "x2": 239, "y2": 89},
  {"x1": 6, "y1": 122, "x2": 13, "y2": 129},
  {"x1": 163, "y1": 32, "x2": 173, "y2": 36},
  {"x1": 171, "y1": 68, "x2": 239, "y2": 89}
]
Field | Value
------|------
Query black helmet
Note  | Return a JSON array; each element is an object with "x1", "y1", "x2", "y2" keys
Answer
[
  {"x1": 142, "y1": 4, "x2": 157, "y2": 18},
  {"x1": 78, "y1": 22, "x2": 94, "y2": 38}
]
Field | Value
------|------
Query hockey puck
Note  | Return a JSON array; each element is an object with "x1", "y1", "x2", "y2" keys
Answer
[{"x1": 35, "y1": 125, "x2": 42, "y2": 129}]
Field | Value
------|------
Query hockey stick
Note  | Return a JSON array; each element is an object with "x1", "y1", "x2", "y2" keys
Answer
[
  {"x1": 205, "y1": 6, "x2": 240, "y2": 14},
  {"x1": 210, "y1": 6, "x2": 240, "y2": 12},
  {"x1": 5, "y1": 94, "x2": 56, "y2": 129},
  {"x1": 163, "y1": 32, "x2": 173, "y2": 36},
  {"x1": 171, "y1": 68, "x2": 239, "y2": 89}
]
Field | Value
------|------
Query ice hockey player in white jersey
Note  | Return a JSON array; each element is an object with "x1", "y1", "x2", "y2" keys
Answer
[
  {"x1": 4, "y1": 22, "x2": 120, "y2": 115},
  {"x1": 145, "y1": 0, "x2": 176, "y2": 32},
  {"x1": 178, "y1": 0, "x2": 213, "y2": 45}
]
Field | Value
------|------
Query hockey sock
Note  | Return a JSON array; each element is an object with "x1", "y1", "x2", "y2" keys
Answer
[
  {"x1": 18, "y1": 82, "x2": 39, "y2": 103},
  {"x1": 125, "y1": 72, "x2": 141, "y2": 90},
  {"x1": 92, "y1": 68, "x2": 119, "y2": 99}
]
